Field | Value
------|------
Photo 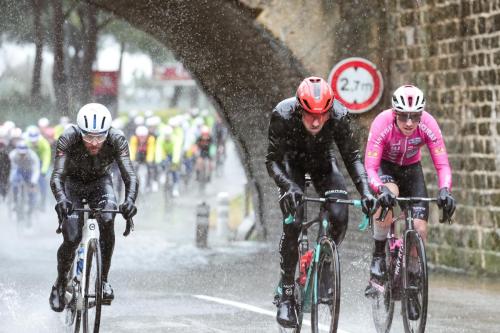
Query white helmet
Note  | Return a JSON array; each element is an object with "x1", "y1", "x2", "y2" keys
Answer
[
  {"x1": 193, "y1": 117, "x2": 204, "y2": 127},
  {"x1": 0, "y1": 126, "x2": 8, "y2": 138},
  {"x1": 168, "y1": 116, "x2": 180, "y2": 128},
  {"x1": 162, "y1": 125, "x2": 173, "y2": 137},
  {"x1": 3, "y1": 121, "x2": 15, "y2": 131},
  {"x1": 135, "y1": 125, "x2": 149, "y2": 137},
  {"x1": 145, "y1": 116, "x2": 161, "y2": 127},
  {"x1": 77, "y1": 103, "x2": 112, "y2": 134},
  {"x1": 112, "y1": 118, "x2": 125, "y2": 130},
  {"x1": 10, "y1": 127, "x2": 22, "y2": 139},
  {"x1": 26, "y1": 125, "x2": 40, "y2": 142},
  {"x1": 60, "y1": 116, "x2": 70, "y2": 126},
  {"x1": 134, "y1": 116, "x2": 145, "y2": 126},
  {"x1": 392, "y1": 85, "x2": 425, "y2": 113},
  {"x1": 38, "y1": 117, "x2": 50, "y2": 128}
]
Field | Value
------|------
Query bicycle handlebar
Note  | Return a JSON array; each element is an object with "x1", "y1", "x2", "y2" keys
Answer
[
  {"x1": 56, "y1": 208, "x2": 135, "y2": 237},
  {"x1": 284, "y1": 196, "x2": 372, "y2": 230},
  {"x1": 376, "y1": 196, "x2": 450, "y2": 224}
]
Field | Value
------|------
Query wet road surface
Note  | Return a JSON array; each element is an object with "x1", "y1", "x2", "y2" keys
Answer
[{"x1": 1, "y1": 141, "x2": 499, "y2": 332}]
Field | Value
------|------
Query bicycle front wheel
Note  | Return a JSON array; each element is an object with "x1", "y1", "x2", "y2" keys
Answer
[
  {"x1": 401, "y1": 231, "x2": 428, "y2": 333},
  {"x1": 83, "y1": 239, "x2": 102, "y2": 333},
  {"x1": 371, "y1": 242, "x2": 395, "y2": 333},
  {"x1": 311, "y1": 238, "x2": 340, "y2": 333}
]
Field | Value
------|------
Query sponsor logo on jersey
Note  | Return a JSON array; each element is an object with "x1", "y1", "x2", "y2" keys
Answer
[
  {"x1": 434, "y1": 146, "x2": 446, "y2": 155},
  {"x1": 406, "y1": 149, "x2": 419, "y2": 158},
  {"x1": 408, "y1": 137, "x2": 422, "y2": 145}
]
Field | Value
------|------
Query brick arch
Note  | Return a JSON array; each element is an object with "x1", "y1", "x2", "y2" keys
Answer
[{"x1": 91, "y1": 0, "x2": 308, "y2": 237}]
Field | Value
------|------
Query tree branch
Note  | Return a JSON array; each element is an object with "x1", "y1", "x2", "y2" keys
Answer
[
  {"x1": 97, "y1": 16, "x2": 114, "y2": 31},
  {"x1": 63, "y1": 0, "x2": 79, "y2": 20}
]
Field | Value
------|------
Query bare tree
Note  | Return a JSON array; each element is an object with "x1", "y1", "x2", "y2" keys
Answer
[
  {"x1": 51, "y1": 0, "x2": 69, "y2": 115},
  {"x1": 31, "y1": 0, "x2": 44, "y2": 105}
]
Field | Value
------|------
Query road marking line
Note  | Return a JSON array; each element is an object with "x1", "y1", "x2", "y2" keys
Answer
[{"x1": 193, "y1": 294, "x2": 352, "y2": 333}]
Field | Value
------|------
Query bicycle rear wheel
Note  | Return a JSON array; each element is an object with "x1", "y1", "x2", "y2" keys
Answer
[
  {"x1": 371, "y1": 242, "x2": 395, "y2": 333},
  {"x1": 311, "y1": 238, "x2": 340, "y2": 333},
  {"x1": 401, "y1": 231, "x2": 428, "y2": 333},
  {"x1": 83, "y1": 239, "x2": 102, "y2": 333}
]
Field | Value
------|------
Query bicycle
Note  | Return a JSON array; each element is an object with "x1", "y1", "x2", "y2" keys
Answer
[
  {"x1": 56, "y1": 204, "x2": 134, "y2": 333},
  {"x1": 12, "y1": 181, "x2": 34, "y2": 231},
  {"x1": 367, "y1": 197, "x2": 450, "y2": 333},
  {"x1": 196, "y1": 156, "x2": 211, "y2": 194},
  {"x1": 274, "y1": 193, "x2": 369, "y2": 333}
]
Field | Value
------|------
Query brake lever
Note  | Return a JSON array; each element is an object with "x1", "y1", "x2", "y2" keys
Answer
[{"x1": 377, "y1": 206, "x2": 390, "y2": 222}]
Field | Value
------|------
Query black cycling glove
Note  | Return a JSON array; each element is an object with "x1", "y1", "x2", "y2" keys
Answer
[
  {"x1": 120, "y1": 199, "x2": 137, "y2": 220},
  {"x1": 437, "y1": 187, "x2": 456, "y2": 221},
  {"x1": 280, "y1": 184, "x2": 303, "y2": 217},
  {"x1": 361, "y1": 192, "x2": 377, "y2": 216},
  {"x1": 378, "y1": 185, "x2": 396, "y2": 209},
  {"x1": 55, "y1": 199, "x2": 73, "y2": 222}
]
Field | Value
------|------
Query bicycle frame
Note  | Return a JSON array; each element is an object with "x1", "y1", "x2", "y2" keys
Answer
[
  {"x1": 386, "y1": 197, "x2": 438, "y2": 291},
  {"x1": 66, "y1": 207, "x2": 101, "y2": 311},
  {"x1": 290, "y1": 196, "x2": 364, "y2": 328},
  {"x1": 369, "y1": 197, "x2": 440, "y2": 333}
]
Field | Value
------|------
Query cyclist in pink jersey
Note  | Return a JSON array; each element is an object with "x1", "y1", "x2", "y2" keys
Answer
[{"x1": 364, "y1": 85, "x2": 456, "y2": 319}]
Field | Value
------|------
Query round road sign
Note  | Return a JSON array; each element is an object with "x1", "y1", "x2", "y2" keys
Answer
[{"x1": 328, "y1": 57, "x2": 384, "y2": 113}]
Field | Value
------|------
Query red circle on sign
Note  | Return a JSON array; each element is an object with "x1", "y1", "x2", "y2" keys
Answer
[{"x1": 328, "y1": 58, "x2": 383, "y2": 113}]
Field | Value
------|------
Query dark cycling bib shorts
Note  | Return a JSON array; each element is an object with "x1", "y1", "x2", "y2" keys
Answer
[{"x1": 378, "y1": 160, "x2": 429, "y2": 220}]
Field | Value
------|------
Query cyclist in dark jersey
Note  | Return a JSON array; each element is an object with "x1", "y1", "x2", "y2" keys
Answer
[
  {"x1": 0, "y1": 135, "x2": 10, "y2": 200},
  {"x1": 266, "y1": 77, "x2": 376, "y2": 328},
  {"x1": 195, "y1": 126, "x2": 213, "y2": 181},
  {"x1": 49, "y1": 103, "x2": 138, "y2": 312}
]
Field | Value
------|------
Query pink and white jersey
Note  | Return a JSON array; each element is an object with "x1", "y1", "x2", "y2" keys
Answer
[{"x1": 365, "y1": 109, "x2": 452, "y2": 193}]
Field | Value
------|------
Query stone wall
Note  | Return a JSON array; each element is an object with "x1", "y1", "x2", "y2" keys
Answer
[
  {"x1": 246, "y1": 0, "x2": 500, "y2": 274},
  {"x1": 387, "y1": 0, "x2": 500, "y2": 275}
]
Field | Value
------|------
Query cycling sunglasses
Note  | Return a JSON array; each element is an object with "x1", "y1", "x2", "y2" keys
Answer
[
  {"x1": 82, "y1": 132, "x2": 108, "y2": 144},
  {"x1": 396, "y1": 112, "x2": 422, "y2": 122}
]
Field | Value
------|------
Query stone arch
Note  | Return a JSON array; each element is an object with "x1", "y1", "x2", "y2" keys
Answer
[{"x1": 91, "y1": 0, "x2": 309, "y2": 237}]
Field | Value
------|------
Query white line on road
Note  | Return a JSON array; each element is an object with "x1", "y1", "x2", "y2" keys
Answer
[{"x1": 193, "y1": 294, "x2": 352, "y2": 333}]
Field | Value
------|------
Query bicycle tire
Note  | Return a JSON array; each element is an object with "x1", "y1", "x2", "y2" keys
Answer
[
  {"x1": 371, "y1": 242, "x2": 395, "y2": 333},
  {"x1": 83, "y1": 238, "x2": 102, "y2": 333},
  {"x1": 401, "y1": 231, "x2": 428, "y2": 333},
  {"x1": 64, "y1": 262, "x2": 81, "y2": 332},
  {"x1": 311, "y1": 238, "x2": 340, "y2": 333}
]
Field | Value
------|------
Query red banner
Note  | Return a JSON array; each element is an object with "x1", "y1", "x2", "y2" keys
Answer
[
  {"x1": 93, "y1": 71, "x2": 119, "y2": 97},
  {"x1": 154, "y1": 63, "x2": 193, "y2": 81}
]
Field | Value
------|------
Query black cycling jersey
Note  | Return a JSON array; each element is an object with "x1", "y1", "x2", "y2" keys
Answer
[
  {"x1": 266, "y1": 97, "x2": 371, "y2": 287},
  {"x1": 50, "y1": 125, "x2": 138, "y2": 204},
  {"x1": 196, "y1": 136, "x2": 212, "y2": 158},
  {"x1": 0, "y1": 149, "x2": 10, "y2": 197},
  {"x1": 266, "y1": 98, "x2": 370, "y2": 196}
]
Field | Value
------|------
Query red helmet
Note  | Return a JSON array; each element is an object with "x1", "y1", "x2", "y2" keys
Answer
[{"x1": 296, "y1": 77, "x2": 334, "y2": 114}]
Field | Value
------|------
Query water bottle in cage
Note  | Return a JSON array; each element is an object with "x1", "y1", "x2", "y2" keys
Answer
[
  {"x1": 298, "y1": 249, "x2": 314, "y2": 286},
  {"x1": 300, "y1": 233, "x2": 309, "y2": 253},
  {"x1": 76, "y1": 246, "x2": 85, "y2": 281}
]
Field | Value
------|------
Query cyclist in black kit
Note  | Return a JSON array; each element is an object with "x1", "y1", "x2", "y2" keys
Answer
[
  {"x1": 266, "y1": 77, "x2": 376, "y2": 328},
  {"x1": 49, "y1": 103, "x2": 138, "y2": 312}
]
